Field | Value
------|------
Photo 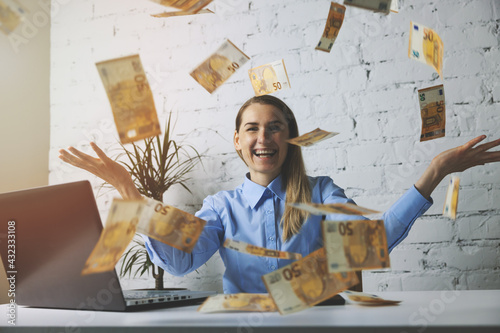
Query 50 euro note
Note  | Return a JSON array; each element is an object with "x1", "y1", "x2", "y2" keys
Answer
[
  {"x1": 286, "y1": 128, "x2": 339, "y2": 147},
  {"x1": 198, "y1": 293, "x2": 277, "y2": 313},
  {"x1": 343, "y1": 0, "x2": 392, "y2": 14},
  {"x1": 151, "y1": 8, "x2": 213, "y2": 17},
  {"x1": 443, "y1": 175, "x2": 460, "y2": 220},
  {"x1": 248, "y1": 59, "x2": 291, "y2": 96},
  {"x1": 224, "y1": 239, "x2": 302, "y2": 260},
  {"x1": 82, "y1": 200, "x2": 143, "y2": 275},
  {"x1": 341, "y1": 290, "x2": 401, "y2": 306},
  {"x1": 262, "y1": 248, "x2": 358, "y2": 315},
  {"x1": 316, "y1": 2, "x2": 346, "y2": 52},
  {"x1": 288, "y1": 202, "x2": 380, "y2": 216},
  {"x1": 190, "y1": 39, "x2": 250, "y2": 93},
  {"x1": 322, "y1": 220, "x2": 390, "y2": 273},
  {"x1": 418, "y1": 84, "x2": 445, "y2": 142},
  {"x1": 149, "y1": 0, "x2": 213, "y2": 13},
  {"x1": 409, "y1": 21, "x2": 444, "y2": 78},
  {"x1": 96, "y1": 54, "x2": 161, "y2": 144},
  {"x1": 0, "y1": 0, "x2": 27, "y2": 35}
]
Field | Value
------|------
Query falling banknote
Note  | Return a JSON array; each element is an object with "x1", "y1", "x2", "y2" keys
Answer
[
  {"x1": 288, "y1": 202, "x2": 380, "y2": 216},
  {"x1": 248, "y1": 59, "x2": 291, "y2": 96},
  {"x1": 390, "y1": 0, "x2": 398, "y2": 13},
  {"x1": 262, "y1": 248, "x2": 358, "y2": 315},
  {"x1": 316, "y1": 2, "x2": 346, "y2": 52},
  {"x1": 151, "y1": 8, "x2": 213, "y2": 17},
  {"x1": 322, "y1": 219, "x2": 390, "y2": 273},
  {"x1": 408, "y1": 21, "x2": 444, "y2": 78},
  {"x1": 418, "y1": 84, "x2": 445, "y2": 142},
  {"x1": 443, "y1": 175, "x2": 460, "y2": 220},
  {"x1": 81, "y1": 200, "x2": 143, "y2": 275},
  {"x1": 149, "y1": 0, "x2": 213, "y2": 13},
  {"x1": 286, "y1": 128, "x2": 339, "y2": 147},
  {"x1": 341, "y1": 290, "x2": 401, "y2": 306},
  {"x1": 343, "y1": 0, "x2": 392, "y2": 14},
  {"x1": 198, "y1": 293, "x2": 277, "y2": 313},
  {"x1": 136, "y1": 197, "x2": 207, "y2": 253},
  {"x1": 0, "y1": 0, "x2": 27, "y2": 35},
  {"x1": 190, "y1": 39, "x2": 250, "y2": 93},
  {"x1": 96, "y1": 54, "x2": 161, "y2": 144},
  {"x1": 224, "y1": 239, "x2": 302, "y2": 260}
]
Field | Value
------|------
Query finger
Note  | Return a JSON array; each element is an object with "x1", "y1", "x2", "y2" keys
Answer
[
  {"x1": 474, "y1": 137, "x2": 500, "y2": 152},
  {"x1": 90, "y1": 142, "x2": 112, "y2": 162},
  {"x1": 68, "y1": 146, "x2": 99, "y2": 163},
  {"x1": 463, "y1": 135, "x2": 487, "y2": 150}
]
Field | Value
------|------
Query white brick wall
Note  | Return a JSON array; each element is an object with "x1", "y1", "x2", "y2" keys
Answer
[{"x1": 49, "y1": 0, "x2": 500, "y2": 292}]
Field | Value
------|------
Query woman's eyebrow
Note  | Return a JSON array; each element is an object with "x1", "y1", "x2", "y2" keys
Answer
[{"x1": 243, "y1": 120, "x2": 284, "y2": 127}]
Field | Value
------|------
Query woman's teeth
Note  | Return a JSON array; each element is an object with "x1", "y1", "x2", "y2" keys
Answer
[{"x1": 254, "y1": 149, "x2": 276, "y2": 157}]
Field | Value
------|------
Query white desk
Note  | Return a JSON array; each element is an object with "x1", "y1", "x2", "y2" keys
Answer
[{"x1": 1, "y1": 290, "x2": 499, "y2": 332}]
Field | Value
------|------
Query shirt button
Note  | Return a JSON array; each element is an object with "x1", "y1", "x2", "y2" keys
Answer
[
  {"x1": 266, "y1": 210, "x2": 272, "y2": 214},
  {"x1": 270, "y1": 265, "x2": 276, "y2": 270},
  {"x1": 269, "y1": 237, "x2": 274, "y2": 241}
]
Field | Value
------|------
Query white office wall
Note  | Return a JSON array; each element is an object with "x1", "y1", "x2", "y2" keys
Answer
[{"x1": 49, "y1": 0, "x2": 500, "y2": 293}]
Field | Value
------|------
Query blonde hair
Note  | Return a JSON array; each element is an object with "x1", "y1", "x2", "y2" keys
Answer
[{"x1": 235, "y1": 95, "x2": 311, "y2": 241}]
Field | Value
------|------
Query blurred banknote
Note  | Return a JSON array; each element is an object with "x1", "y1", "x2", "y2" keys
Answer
[
  {"x1": 82, "y1": 200, "x2": 142, "y2": 275},
  {"x1": 443, "y1": 175, "x2": 459, "y2": 220},
  {"x1": 316, "y1": 2, "x2": 346, "y2": 52},
  {"x1": 341, "y1": 290, "x2": 401, "y2": 306},
  {"x1": 224, "y1": 239, "x2": 302, "y2": 260},
  {"x1": 418, "y1": 84, "x2": 445, "y2": 141},
  {"x1": 151, "y1": 8, "x2": 213, "y2": 17},
  {"x1": 190, "y1": 39, "x2": 250, "y2": 93},
  {"x1": 390, "y1": 0, "x2": 398, "y2": 12},
  {"x1": 286, "y1": 128, "x2": 339, "y2": 147},
  {"x1": 408, "y1": 21, "x2": 444, "y2": 78},
  {"x1": 136, "y1": 197, "x2": 206, "y2": 253},
  {"x1": 248, "y1": 59, "x2": 291, "y2": 96},
  {"x1": 150, "y1": 0, "x2": 213, "y2": 13},
  {"x1": 343, "y1": 0, "x2": 392, "y2": 14},
  {"x1": 0, "y1": 0, "x2": 27, "y2": 35},
  {"x1": 322, "y1": 219, "x2": 390, "y2": 273},
  {"x1": 262, "y1": 248, "x2": 358, "y2": 315},
  {"x1": 288, "y1": 202, "x2": 380, "y2": 216},
  {"x1": 198, "y1": 293, "x2": 277, "y2": 313},
  {"x1": 96, "y1": 54, "x2": 161, "y2": 144}
]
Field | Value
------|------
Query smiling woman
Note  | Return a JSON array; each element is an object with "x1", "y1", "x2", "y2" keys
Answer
[{"x1": 58, "y1": 95, "x2": 500, "y2": 295}]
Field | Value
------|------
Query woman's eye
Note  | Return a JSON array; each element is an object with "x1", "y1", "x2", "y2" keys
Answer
[{"x1": 247, "y1": 127, "x2": 258, "y2": 132}]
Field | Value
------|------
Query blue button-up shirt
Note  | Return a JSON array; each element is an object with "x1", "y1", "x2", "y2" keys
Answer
[{"x1": 142, "y1": 174, "x2": 432, "y2": 293}]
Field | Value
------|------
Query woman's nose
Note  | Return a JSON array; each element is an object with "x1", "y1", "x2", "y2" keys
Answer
[{"x1": 257, "y1": 129, "x2": 270, "y2": 143}]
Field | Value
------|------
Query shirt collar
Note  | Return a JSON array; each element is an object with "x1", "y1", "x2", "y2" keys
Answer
[{"x1": 242, "y1": 173, "x2": 286, "y2": 209}]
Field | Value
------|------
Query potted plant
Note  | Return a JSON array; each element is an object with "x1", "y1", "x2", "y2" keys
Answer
[{"x1": 114, "y1": 113, "x2": 202, "y2": 290}]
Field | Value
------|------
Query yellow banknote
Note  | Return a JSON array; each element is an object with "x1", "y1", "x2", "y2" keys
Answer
[
  {"x1": 136, "y1": 197, "x2": 206, "y2": 253},
  {"x1": 418, "y1": 84, "x2": 445, "y2": 141},
  {"x1": 443, "y1": 175, "x2": 460, "y2": 220},
  {"x1": 316, "y1": 2, "x2": 346, "y2": 52},
  {"x1": 341, "y1": 290, "x2": 401, "y2": 306},
  {"x1": 343, "y1": 0, "x2": 392, "y2": 14},
  {"x1": 198, "y1": 293, "x2": 277, "y2": 313},
  {"x1": 409, "y1": 21, "x2": 444, "y2": 78},
  {"x1": 151, "y1": 8, "x2": 213, "y2": 17},
  {"x1": 322, "y1": 219, "x2": 390, "y2": 273},
  {"x1": 286, "y1": 128, "x2": 339, "y2": 147},
  {"x1": 82, "y1": 200, "x2": 143, "y2": 275},
  {"x1": 0, "y1": 0, "x2": 26, "y2": 35},
  {"x1": 190, "y1": 39, "x2": 250, "y2": 93},
  {"x1": 248, "y1": 59, "x2": 291, "y2": 96},
  {"x1": 288, "y1": 202, "x2": 380, "y2": 216},
  {"x1": 150, "y1": 0, "x2": 213, "y2": 13},
  {"x1": 262, "y1": 248, "x2": 359, "y2": 315},
  {"x1": 224, "y1": 239, "x2": 302, "y2": 260},
  {"x1": 96, "y1": 54, "x2": 161, "y2": 144}
]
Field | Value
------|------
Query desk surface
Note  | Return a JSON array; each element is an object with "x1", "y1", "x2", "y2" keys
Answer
[{"x1": 1, "y1": 290, "x2": 499, "y2": 332}]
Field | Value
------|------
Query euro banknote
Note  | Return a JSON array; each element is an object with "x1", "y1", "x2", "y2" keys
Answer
[
  {"x1": 198, "y1": 293, "x2": 277, "y2": 313},
  {"x1": 190, "y1": 39, "x2": 250, "y2": 93},
  {"x1": 288, "y1": 202, "x2": 380, "y2": 216},
  {"x1": 322, "y1": 219, "x2": 390, "y2": 273},
  {"x1": 286, "y1": 128, "x2": 339, "y2": 147},
  {"x1": 343, "y1": 0, "x2": 392, "y2": 14},
  {"x1": 262, "y1": 248, "x2": 358, "y2": 315},
  {"x1": 316, "y1": 2, "x2": 346, "y2": 52},
  {"x1": 151, "y1": 8, "x2": 213, "y2": 17},
  {"x1": 150, "y1": 0, "x2": 213, "y2": 13},
  {"x1": 418, "y1": 84, "x2": 445, "y2": 141},
  {"x1": 443, "y1": 175, "x2": 460, "y2": 220},
  {"x1": 341, "y1": 290, "x2": 401, "y2": 306},
  {"x1": 224, "y1": 238, "x2": 302, "y2": 260},
  {"x1": 95, "y1": 54, "x2": 161, "y2": 144},
  {"x1": 248, "y1": 59, "x2": 291, "y2": 96},
  {"x1": 390, "y1": 0, "x2": 398, "y2": 13},
  {"x1": 409, "y1": 21, "x2": 444, "y2": 78}
]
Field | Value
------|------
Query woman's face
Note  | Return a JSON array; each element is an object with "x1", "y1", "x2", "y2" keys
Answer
[{"x1": 234, "y1": 103, "x2": 289, "y2": 186}]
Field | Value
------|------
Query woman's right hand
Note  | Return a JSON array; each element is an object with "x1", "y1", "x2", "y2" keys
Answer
[{"x1": 58, "y1": 142, "x2": 142, "y2": 199}]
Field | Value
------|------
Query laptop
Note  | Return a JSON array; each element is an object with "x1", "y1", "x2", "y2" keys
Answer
[{"x1": 0, "y1": 180, "x2": 216, "y2": 311}]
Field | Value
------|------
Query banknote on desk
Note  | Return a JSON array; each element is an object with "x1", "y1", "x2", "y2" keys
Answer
[{"x1": 198, "y1": 293, "x2": 277, "y2": 313}]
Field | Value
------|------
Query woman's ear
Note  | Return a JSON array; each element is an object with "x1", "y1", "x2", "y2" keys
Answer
[{"x1": 234, "y1": 130, "x2": 241, "y2": 150}]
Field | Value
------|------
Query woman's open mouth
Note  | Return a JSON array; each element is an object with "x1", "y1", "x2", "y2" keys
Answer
[{"x1": 253, "y1": 149, "x2": 276, "y2": 158}]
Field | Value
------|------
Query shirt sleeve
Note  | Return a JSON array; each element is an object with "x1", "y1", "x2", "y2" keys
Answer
[{"x1": 141, "y1": 195, "x2": 224, "y2": 276}]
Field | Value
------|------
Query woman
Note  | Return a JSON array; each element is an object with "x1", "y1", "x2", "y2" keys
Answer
[{"x1": 59, "y1": 95, "x2": 500, "y2": 293}]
